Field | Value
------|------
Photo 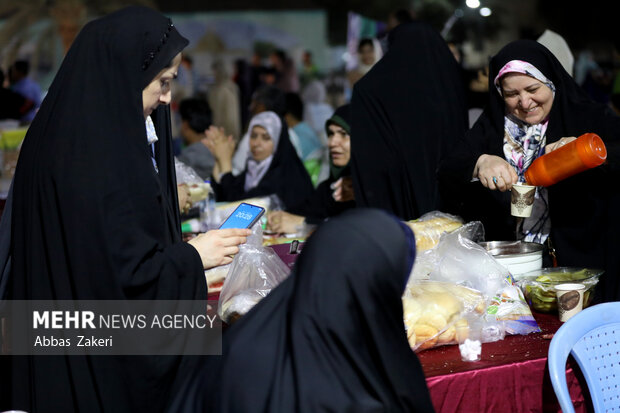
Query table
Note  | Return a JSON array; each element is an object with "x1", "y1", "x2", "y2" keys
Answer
[
  {"x1": 417, "y1": 312, "x2": 590, "y2": 412},
  {"x1": 218, "y1": 245, "x2": 593, "y2": 412}
]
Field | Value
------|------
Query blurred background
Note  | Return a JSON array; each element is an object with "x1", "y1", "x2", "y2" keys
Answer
[
  {"x1": 1, "y1": 0, "x2": 619, "y2": 101},
  {"x1": 1, "y1": 0, "x2": 619, "y2": 195}
]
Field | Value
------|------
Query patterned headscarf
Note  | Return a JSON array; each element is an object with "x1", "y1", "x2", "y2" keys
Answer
[
  {"x1": 495, "y1": 60, "x2": 555, "y2": 243},
  {"x1": 494, "y1": 60, "x2": 556, "y2": 182}
]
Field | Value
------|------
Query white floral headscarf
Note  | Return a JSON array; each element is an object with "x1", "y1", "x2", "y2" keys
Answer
[{"x1": 495, "y1": 60, "x2": 555, "y2": 244}]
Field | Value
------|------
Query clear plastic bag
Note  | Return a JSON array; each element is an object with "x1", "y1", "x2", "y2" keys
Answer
[
  {"x1": 402, "y1": 280, "x2": 488, "y2": 351},
  {"x1": 408, "y1": 221, "x2": 540, "y2": 344},
  {"x1": 405, "y1": 211, "x2": 464, "y2": 252},
  {"x1": 175, "y1": 158, "x2": 203, "y2": 186},
  {"x1": 175, "y1": 158, "x2": 212, "y2": 204},
  {"x1": 412, "y1": 221, "x2": 504, "y2": 298},
  {"x1": 217, "y1": 223, "x2": 291, "y2": 323}
]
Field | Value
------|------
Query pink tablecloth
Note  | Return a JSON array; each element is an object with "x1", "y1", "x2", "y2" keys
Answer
[{"x1": 417, "y1": 312, "x2": 590, "y2": 413}]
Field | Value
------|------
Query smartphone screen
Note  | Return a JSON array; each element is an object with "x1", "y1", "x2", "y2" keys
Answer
[{"x1": 218, "y1": 202, "x2": 265, "y2": 230}]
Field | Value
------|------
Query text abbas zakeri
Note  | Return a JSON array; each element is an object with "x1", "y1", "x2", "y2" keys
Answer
[{"x1": 31, "y1": 310, "x2": 218, "y2": 347}]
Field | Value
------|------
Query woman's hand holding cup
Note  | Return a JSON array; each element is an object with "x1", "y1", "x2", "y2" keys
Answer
[{"x1": 473, "y1": 154, "x2": 518, "y2": 192}]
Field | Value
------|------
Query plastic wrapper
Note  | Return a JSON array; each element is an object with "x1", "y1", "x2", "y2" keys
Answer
[
  {"x1": 408, "y1": 221, "x2": 540, "y2": 345},
  {"x1": 402, "y1": 281, "x2": 487, "y2": 351},
  {"x1": 175, "y1": 158, "x2": 211, "y2": 204},
  {"x1": 405, "y1": 211, "x2": 464, "y2": 252},
  {"x1": 217, "y1": 223, "x2": 291, "y2": 324},
  {"x1": 175, "y1": 158, "x2": 202, "y2": 185},
  {"x1": 486, "y1": 285, "x2": 540, "y2": 335},
  {"x1": 412, "y1": 222, "x2": 502, "y2": 297}
]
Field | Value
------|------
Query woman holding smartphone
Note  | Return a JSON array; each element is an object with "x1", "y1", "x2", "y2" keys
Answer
[{"x1": 2, "y1": 7, "x2": 249, "y2": 412}]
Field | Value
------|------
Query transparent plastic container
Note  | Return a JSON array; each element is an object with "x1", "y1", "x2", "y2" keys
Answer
[
  {"x1": 198, "y1": 180, "x2": 216, "y2": 232},
  {"x1": 524, "y1": 133, "x2": 607, "y2": 187}
]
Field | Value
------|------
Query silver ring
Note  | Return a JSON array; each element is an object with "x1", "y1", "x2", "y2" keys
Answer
[{"x1": 493, "y1": 176, "x2": 498, "y2": 184}]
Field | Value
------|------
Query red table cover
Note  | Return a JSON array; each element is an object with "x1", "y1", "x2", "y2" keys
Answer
[
  {"x1": 417, "y1": 312, "x2": 590, "y2": 412},
  {"x1": 210, "y1": 244, "x2": 592, "y2": 412}
]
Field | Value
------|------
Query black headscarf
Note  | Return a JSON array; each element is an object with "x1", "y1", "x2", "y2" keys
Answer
[
  {"x1": 212, "y1": 114, "x2": 314, "y2": 212},
  {"x1": 168, "y1": 209, "x2": 434, "y2": 413},
  {"x1": 350, "y1": 21, "x2": 468, "y2": 221},
  {"x1": 439, "y1": 40, "x2": 620, "y2": 302},
  {"x1": 4, "y1": 6, "x2": 206, "y2": 412},
  {"x1": 325, "y1": 103, "x2": 352, "y2": 180},
  {"x1": 300, "y1": 104, "x2": 355, "y2": 223}
]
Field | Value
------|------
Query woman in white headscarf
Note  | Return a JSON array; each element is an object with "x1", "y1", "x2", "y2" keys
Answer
[{"x1": 206, "y1": 111, "x2": 314, "y2": 212}]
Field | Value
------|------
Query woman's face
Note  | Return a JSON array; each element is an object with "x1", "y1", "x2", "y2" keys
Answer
[
  {"x1": 500, "y1": 73, "x2": 554, "y2": 125},
  {"x1": 250, "y1": 125, "x2": 275, "y2": 162},
  {"x1": 359, "y1": 44, "x2": 375, "y2": 66},
  {"x1": 327, "y1": 123, "x2": 351, "y2": 167},
  {"x1": 142, "y1": 52, "x2": 182, "y2": 119}
]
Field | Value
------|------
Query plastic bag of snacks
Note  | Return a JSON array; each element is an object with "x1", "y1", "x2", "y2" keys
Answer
[
  {"x1": 217, "y1": 223, "x2": 291, "y2": 324},
  {"x1": 175, "y1": 159, "x2": 211, "y2": 203},
  {"x1": 410, "y1": 222, "x2": 540, "y2": 338},
  {"x1": 405, "y1": 211, "x2": 464, "y2": 252},
  {"x1": 403, "y1": 281, "x2": 487, "y2": 351}
]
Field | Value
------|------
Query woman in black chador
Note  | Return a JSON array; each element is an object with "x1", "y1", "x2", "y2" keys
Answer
[
  {"x1": 350, "y1": 21, "x2": 468, "y2": 221},
  {"x1": 1, "y1": 6, "x2": 249, "y2": 412},
  {"x1": 439, "y1": 40, "x2": 620, "y2": 302},
  {"x1": 169, "y1": 209, "x2": 436, "y2": 413}
]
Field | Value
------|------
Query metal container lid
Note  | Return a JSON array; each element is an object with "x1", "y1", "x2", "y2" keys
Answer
[{"x1": 478, "y1": 241, "x2": 544, "y2": 258}]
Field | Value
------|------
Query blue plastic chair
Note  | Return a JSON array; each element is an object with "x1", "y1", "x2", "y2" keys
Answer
[{"x1": 548, "y1": 302, "x2": 620, "y2": 412}]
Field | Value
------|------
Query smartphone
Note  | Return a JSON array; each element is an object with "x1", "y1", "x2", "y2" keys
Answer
[{"x1": 218, "y1": 202, "x2": 265, "y2": 230}]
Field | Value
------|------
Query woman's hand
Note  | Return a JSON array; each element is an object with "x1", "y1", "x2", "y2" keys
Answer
[
  {"x1": 473, "y1": 154, "x2": 518, "y2": 192},
  {"x1": 331, "y1": 177, "x2": 355, "y2": 202},
  {"x1": 203, "y1": 126, "x2": 235, "y2": 180},
  {"x1": 545, "y1": 136, "x2": 576, "y2": 154},
  {"x1": 177, "y1": 183, "x2": 191, "y2": 213},
  {"x1": 203, "y1": 126, "x2": 235, "y2": 161},
  {"x1": 266, "y1": 211, "x2": 305, "y2": 234},
  {"x1": 187, "y1": 228, "x2": 251, "y2": 269}
]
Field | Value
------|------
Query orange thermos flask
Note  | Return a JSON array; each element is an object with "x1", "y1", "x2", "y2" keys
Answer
[{"x1": 524, "y1": 133, "x2": 607, "y2": 187}]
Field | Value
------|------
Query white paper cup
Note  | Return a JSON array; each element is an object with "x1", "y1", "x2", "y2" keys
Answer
[
  {"x1": 555, "y1": 283, "x2": 586, "y2": 322},
  {"x1": 511, "y1": 183, "x2": 536, "y2": 218}
]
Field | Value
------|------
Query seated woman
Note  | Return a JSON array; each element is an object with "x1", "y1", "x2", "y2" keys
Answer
[
  {"x1": 206, "y1": 111, "x2": 314, "y2": 212},
  {"x1": 168, "y1": 209, "x2": 435, "y2": 413},
  {"x1": 267, "y1": 104, "x2": 355, "y2": 233},
  {"x1": 439, "y1": 40, "x2": 620, "y2": 303}
]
